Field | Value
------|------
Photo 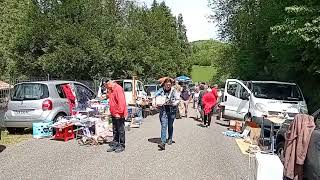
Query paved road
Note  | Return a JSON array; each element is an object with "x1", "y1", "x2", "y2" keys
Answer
[{"x1": 0, "y1": 108, "x2": 249, "y2": 180}]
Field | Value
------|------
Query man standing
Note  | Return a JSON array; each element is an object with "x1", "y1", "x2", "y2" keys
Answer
[
  {"x1": 180, "y1": 85, "x2": 191, "y2": 117},
  {"x1": 105, "y1": 80, "x2": 128, "y2": 153}
]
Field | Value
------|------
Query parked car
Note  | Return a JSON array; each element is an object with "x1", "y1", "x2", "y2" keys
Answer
[
  {"x1": 276, "y1": 109, "x2": 320, "y2": 180},
  {"x1": 4, "y1": 81, "x2": 95, "y2": 133},
  {"x1": 144, "y1": 84, "x2": 160, "y2": 99},
  {"x1": 97, "y1": 79, "x2": 147, "y2": 106},
  {"x1": 222, "y1": 79, "x2": 308, "y2": 126}
]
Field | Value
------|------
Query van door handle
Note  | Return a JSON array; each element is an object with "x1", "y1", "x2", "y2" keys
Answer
[{"x1": 224, "y1": 96, "x2": 227, "y2": 102}]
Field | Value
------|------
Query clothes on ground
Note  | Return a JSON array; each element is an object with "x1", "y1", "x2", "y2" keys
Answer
[
  {"x1": 108, "y1": 83, "x2": 128, "y2": 118},
  {"x1": 284, "y1": 114, "x2": 315, "y2": 180},
  {"x1": 223, "y1": 130, "x2": 243, "y2": 138}
]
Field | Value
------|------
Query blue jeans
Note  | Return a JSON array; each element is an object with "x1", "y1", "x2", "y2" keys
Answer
[{"x1": 159, "y1": 105, "x2": 177, "y2": 144}]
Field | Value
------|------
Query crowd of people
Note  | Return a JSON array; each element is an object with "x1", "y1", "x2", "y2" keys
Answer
[
  {"x1": 154, "y1": 78, "x2": 220, "y2": 150},
  {"x1": 101, "y1": 78, "x2": 220, "y2": 153}
]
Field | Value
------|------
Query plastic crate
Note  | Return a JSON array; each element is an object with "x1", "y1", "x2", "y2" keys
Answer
[
  {"x1": 32, "y1": 122, "x2": 53, "y2": 139},
  {"x1": 54, "y1": 125, "x2": 75, "y2": 141}
]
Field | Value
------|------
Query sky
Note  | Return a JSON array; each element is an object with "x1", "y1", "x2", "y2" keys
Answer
[{"x1": 136, "y1": 0, "x2": 218, "y2": 42}]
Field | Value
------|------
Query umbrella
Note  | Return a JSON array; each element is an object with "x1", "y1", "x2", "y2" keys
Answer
[{"x1": 175, "y1": 76, "x2": 191, "y2": 82}]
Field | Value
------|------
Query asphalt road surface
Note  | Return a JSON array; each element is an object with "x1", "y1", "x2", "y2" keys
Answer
[{"x1": 0, "y1": 108, "x2": 250, "y2": 180}]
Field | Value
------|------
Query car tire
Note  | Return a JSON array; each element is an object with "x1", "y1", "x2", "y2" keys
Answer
[
  {"x1": 6, "y1": 127, "x2": 16, "y2": 134},
  {"x1": 52, "y1": 113, "x2": 66, "y2": 135},
  {"x1": 276, "y1": 141, "x2": 285, "y2": 163},
  {"x1": 6, "y1": 127, "x2": 24, "y2": 134}
]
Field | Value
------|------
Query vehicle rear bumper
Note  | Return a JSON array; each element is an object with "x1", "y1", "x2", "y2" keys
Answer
[{"x1": 3, "y1": 119, "x2": 51, "y2": 128}]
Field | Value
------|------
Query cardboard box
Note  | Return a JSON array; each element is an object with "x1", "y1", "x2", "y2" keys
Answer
[{"x1": 229, "y1": 120, "x2": 244, "y2": 132}]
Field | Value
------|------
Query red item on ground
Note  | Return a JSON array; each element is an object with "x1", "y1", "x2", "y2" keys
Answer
[
  {"x1": 62, "y1": 84, "x2": 76, "y2": 115},
  {"x1": 54, "y1": 124, "x2": 75, "y2": 142},
  {"x1": 108, "y1": 83, "x2": 128, "y2": 118},
  {"x1": 202, "y1": 91, "x2": 218, "y2": 115}
]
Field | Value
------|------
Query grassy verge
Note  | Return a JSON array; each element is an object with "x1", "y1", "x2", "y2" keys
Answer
[
  {"x1": 191, "y1": 65, "x2": 217, "y2": 83},
  {"x1": 0, "y1": 130, "x2": 32, "y2": 145}
]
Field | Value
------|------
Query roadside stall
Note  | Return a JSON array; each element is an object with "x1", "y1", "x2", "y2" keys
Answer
[{"x1": 31, "y1": 80, "x2": 144, "y2": 145}]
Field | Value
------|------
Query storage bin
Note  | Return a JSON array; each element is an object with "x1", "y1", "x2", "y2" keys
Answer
[{"x1": 32, "y1": 122, "x2": 52, "y2": 139}]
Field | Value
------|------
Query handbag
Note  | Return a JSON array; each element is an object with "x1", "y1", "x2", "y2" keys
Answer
[{"x1": 155, "y1": 89, "x2": 173, "y2": 106}]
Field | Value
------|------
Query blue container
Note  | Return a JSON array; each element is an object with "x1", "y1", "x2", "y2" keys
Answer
[{"x1": 32, "y1": 122, "x2": 53, "y2": 139}]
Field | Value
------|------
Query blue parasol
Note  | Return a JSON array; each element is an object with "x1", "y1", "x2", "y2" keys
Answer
[{"x1": 175, "y1": 76, "x2": 191, "y2": 82}]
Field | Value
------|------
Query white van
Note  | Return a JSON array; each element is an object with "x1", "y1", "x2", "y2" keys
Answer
[
  {"x1": 98, "y1": 79, "x2": 147, "y2": 105},
  {"x1": 222, "y1": 79, "x2": 308, "y2": 126}
]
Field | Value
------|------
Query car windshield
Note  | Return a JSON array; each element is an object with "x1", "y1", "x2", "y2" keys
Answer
[
  {"x1": 11, "y1": 83, "x2": 49, "y2": 101},
  {"x1": 145, "y1": 85, "x2": 157, "y2": 92},
  {"x1": 252, "y1": 83, "x2": 303, "y2": 101}
]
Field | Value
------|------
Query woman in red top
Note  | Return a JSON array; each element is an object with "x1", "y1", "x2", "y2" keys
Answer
[
  {"x1": 202, "y1": 87, "x2": 218, "y2": 127},
  {"x1": 62, "y1": 84, "x2": 76, "y2": 115}
]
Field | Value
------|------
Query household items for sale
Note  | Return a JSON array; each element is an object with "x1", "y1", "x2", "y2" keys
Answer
[
  {"x1": 32, "y1": 122, "x2": 53, "y2": 139},
  {"x1": 53, "y1": 124, "x2": 75, "y2": 141},
  {"x1": 246, "y1": 144, "x2": 261, "y2": 154},
  {"x1": 255, "y1": 153, "x2": 283, "y2": 180},
  {"x1": 223, "y1": 126, "x2": 250, "y2": 138},
  {"x1": 229, "y1": 120, "x2": 244, "y2": 132},
  {"x1": 284, "y1": 114, "x2": 315, "y2": 180}
]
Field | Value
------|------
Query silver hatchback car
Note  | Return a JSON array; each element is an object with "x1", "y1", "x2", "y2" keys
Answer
[{"x1": 4, "y1": 81, "x2": 95, "y2": 133}]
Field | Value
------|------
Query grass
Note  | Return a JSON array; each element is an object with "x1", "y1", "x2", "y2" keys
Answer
[
  {"x1": 191, "y1": 65, "x2": 217, "y2": 83},
  {"x1": 0, "y1": 130, "x2": 32, "y2": 145}
]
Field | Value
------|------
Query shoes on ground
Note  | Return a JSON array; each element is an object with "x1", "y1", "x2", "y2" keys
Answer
[
  {"x1": 167, "y1": 139, "x2": 173, "y2": 145},
  {"x1": 107, "y1": 144, "x2": 118, "y2": 152},
  {"x1": 158, "y1": 143, "x2": 165, "y2": 150},
  {"x1": 115, "y1": 146, "x2": 125, "y2": 153}
]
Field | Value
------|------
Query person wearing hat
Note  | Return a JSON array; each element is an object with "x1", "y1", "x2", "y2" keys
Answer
[{"x1": 154, "y1": 77, "x2": 180, "y2": 150}]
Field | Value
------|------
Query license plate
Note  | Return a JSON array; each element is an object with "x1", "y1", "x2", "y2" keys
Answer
[{"x1": 14, "y1": 110, "x2": 30, "y2": 115}]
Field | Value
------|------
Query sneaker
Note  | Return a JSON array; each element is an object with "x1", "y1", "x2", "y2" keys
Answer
[
  {"x1": 158, "y1": 143, "x2": 165, "y2": 150},
  {"x1": 115, "y1": 146, "x2": 125, "y2": 153},
  {"x1": 167, "y1": 139, "x2": 173, "y2": 145},
  {"x1": 107, "y1": 144, "x2": 118, "y2": 152}
]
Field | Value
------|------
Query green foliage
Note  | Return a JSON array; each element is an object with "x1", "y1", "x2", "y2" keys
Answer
[
  {"x1": 191, "y1": 65, "x2": 217, "y2": 83},
  {"x1": 0, "y1": 0, "x2": 191, "y2": 81},
  {"x1": 189, "y1": 40, "x2": 232, "y2": 84},
  {"x1": 209, "y1": 0, "x2": 320, "y2": 112}
]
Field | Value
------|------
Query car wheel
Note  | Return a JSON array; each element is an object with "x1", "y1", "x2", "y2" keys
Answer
[
  {"x1": 6, "y1": 127, "x2": 16, "y2": 134},
  {"x1": 6, "y1": 127, "x2": 24, "y2": 134},
  {"x1": 52, "y1": 113, "x2": 66, "y2": 135},
  {"x1": 276, "y1": 141, "x2": 285, "y2": 163}
]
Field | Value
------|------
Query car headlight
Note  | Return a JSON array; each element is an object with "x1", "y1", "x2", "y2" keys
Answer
[{"x1": 255, "y1": 103, "x2": 268, "y2": 115}]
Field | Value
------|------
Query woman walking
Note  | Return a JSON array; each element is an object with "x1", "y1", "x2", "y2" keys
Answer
[
  {"x1": 202, "y1": 87, "x2": 218, "y2": 127},
  {"x1": 155, "y1": 77, "x2": 180, "y2": 150}
]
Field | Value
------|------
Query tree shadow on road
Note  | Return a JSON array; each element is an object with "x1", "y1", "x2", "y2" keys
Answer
[
  {"x1": 190, "y1": 116, "x2": 202, "y2": 123},
  {"x1": 0, "y1": 145, "x2": 6, "y2": 153},
  {"x1": 148, "y1": 138, "x2": 161, "y2": 144},
  {"x1": 197, "y1": 124, "x2": 207, "y2": 128},
  {"x1": 215, "y1": 122, "x2": 229, "y2": 127}
]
